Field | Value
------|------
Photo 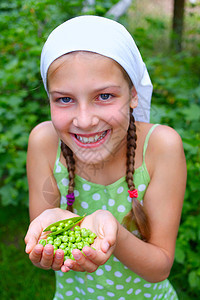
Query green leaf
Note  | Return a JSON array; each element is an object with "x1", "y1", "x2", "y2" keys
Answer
[
  {"x1": 175, "y1": 245, "x2": 185, "y2": 264},
  {"x1": 188, "y1": 270, "x2": 200, "y2": 288},
  {"x1": 181, "y1": 104, "x2": 200, "y2": 122}
]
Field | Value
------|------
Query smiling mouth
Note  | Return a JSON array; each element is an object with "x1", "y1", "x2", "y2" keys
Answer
[{"x1": 74, "y1": 130, "x2": 108, "y2": 144}]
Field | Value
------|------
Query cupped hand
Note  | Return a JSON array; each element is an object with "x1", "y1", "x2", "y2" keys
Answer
[
  {"x1": 24, "y1": 208, "x2": 78, "y2": 271},
  {"x1": 62, "y1": 210, "x2": 118, "y2": 273}
]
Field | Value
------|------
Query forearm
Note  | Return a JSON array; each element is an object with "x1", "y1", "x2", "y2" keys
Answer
[{"x1": 114, "y1": 223, "x2": 173, "y2": 283}]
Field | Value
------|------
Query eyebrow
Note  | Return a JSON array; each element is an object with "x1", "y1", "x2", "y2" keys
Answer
[{"x1": 49, "y1": 85, "x2": 122, "y2": 95}]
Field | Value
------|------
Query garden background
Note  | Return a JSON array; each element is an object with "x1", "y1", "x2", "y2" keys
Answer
[{"x1": 0, "y1": 0, "x2": 199, "y2": 299}]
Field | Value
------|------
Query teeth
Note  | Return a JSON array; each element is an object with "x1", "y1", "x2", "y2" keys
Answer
[
  {"x1": 76, "y1": 131, "x2": 107, "y2": 144},
  {"x1": 83, "y1": 137, "x2": 89, "y2": 143}
]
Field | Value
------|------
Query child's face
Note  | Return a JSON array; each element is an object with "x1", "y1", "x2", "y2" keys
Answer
[{"x1": 48, "y1": 52, "x2": 137, "y2": 166}]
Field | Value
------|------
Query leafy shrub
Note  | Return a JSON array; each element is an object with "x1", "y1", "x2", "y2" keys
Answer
[
  {"x1": 0, "y1": 0, "x2": 117, "y2": 206},
  {"x1": 149, "y1": 52, "x2": 200, "y2": 298},
  {"x1": 128, "y1": 10, "x2": 200, "y2": 298}
]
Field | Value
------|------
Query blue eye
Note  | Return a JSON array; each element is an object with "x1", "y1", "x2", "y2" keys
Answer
[
  {"x1": 99, "y1": 94, "x2": 112, "y2": 101},
  {"x1": 58, "y1": 97, "x2": 72, "y2": 104}
]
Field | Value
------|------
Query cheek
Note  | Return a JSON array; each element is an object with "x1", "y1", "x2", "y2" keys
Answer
[
  {"x1": 108, "y1": 111, "x2": 129, "y2": 141},
  {"x1": 50, "y1": 106, "x2": 70, "y2": 132},
  {"x1": 110, "y1": 103, "x2": 130, "y2": 127}
]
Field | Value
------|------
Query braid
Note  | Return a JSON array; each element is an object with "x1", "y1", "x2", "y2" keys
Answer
[
  {"x1": 123, "y1": 108, "x2": 150, "y2": 241},
  {"x1": 61, "y1": 141, "x2": 75, "y2": 212}
]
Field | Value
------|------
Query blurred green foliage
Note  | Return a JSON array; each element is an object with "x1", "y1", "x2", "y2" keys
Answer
[
  {"x1": 0, "y1": 0, "x2": 117, "y2": 206},
  {"x1": 0, "y1": 0, "x2": 199, "y2": 299},
  {"x1": 127, "y1": 5, "x2": 200, "y2": 298}
]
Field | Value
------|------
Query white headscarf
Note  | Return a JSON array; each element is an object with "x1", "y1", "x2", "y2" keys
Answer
[{"x1": 40, "y1": 15, "x2": 152, "y2": 122}]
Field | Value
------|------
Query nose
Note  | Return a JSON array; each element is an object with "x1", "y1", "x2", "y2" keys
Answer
[{"x1": 73, "y1": 104, "x2": 99, "y2": 129}]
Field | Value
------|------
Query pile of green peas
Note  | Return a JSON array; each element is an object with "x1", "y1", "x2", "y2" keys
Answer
[{"x1": 39, "y1": 221, "x2": 97, "y2": 261}]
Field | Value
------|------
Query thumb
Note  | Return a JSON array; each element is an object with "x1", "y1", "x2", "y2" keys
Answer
[
  {"x1": 24, "y1": 221, "x2": 42, "y2": 253},
  {"x1": 100, "y1": 221, "x2": 118, "y2": 253}
]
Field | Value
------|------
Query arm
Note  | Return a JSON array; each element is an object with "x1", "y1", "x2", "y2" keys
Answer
[
  {"x1": 66, "y1": 126, "x2": 186, "y2": 282},
  {"x1": 25, "y1": 122, "x2": 78, "y2": 270},
  {"x1": 27, "y1": 121, "x2": 61, "y2": 221},
  {"x1": 109, "y1": 126, "x2": 186, "y2": 282}
]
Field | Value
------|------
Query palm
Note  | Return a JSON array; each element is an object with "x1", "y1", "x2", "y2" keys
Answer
[{"x1": 80, "y1": 210, "x2": 118, "y2": 252}]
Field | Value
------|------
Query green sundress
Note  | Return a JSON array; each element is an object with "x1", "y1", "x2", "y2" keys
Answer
[{"x1": 53, "y1": 124, "x2": 178, "y2": 300}]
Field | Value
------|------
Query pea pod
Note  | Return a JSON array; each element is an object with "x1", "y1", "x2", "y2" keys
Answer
[{"x1": 43, "y1": 215, "x2": 85, "y2": 237}]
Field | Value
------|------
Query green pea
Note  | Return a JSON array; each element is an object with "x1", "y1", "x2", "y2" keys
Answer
[
  {"x1": 47, "y1": 240, "x2": 54, "y2": 245},
  {"x1": 64, "y1": 255, "x2": 70, "y2": 260},
  {"x1": 59, "y1": 243, "x2": 67, "y2": 250},
  {"x1": 70, "y1": 244, "x2": 77, "y2": 251},
  {"x1": 84, "y1": 237, "x2": 89, "y2": 243},
  {"x1": 83, "y1": 242, "x2": 90, "y2": 247},
  {"x1": 74, "y1": 225, "x2": 81, "y2": 231},
  {"x1": 65, "y1": 247, "x2": 70, "y2": 254},
  {"x1": 39, "y1": 239, "x2": 46, "y2": 246},
  {"x1": 88, "y1": 237, "x2": 94, "y2": 244},
  {"x1": 74, "y1": 231, "x2": 81, "y2": 238},
  {"x1": 81, "y1": 231, "x2": 89, "y2": 238},
  {"x1": 47, "y1": 236, "x2": 53, "y2": 242},
  {"x1": 70, "y1": 253, "x2": 75, "y2": 260},
  {"x1": 90, "y1": 232, "x2": 97, "y2": 239},
  {"x1": 62, "y1": 249, "x2": 68, "y2": 255},
  {"x1": 69, "y1": 236, "x2": 75, "y2": 243},
  {"x1": 76, "y1": 236, "x2": 82, "y2": 243},
  {"x1": 56, "y1": 226, "x2": 62, "y2": 231},
  {"x1": 63, "y1": 230, "x2": 70, "y2": 235},
  {"x1": 61, "y1": 236, "x2": 69, "y2": 243},
  {"x1": 50, "y1": 226, "x2": 57, "y2": 232},
  {"x1": 54, "y1": 240, "x2": 62, "y2": 247},
  {"x1": 69, "y1": 231, "x2": 75, "y2": 237},
  {"x1": 77, "y1": 242, "x2": 83, "y2": 249},
  {"x1": 68, "y1": 242, "x2": 73, "y2": 248},
  {"x1": 67, "y1": 220, "x2": 73, "y2": 226},
  {"x1": 59, "y1": 222, "x2": 65, "y2": 228}
]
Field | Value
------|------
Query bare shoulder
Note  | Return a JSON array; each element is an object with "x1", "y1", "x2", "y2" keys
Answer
[
  {"x1": 28, "y1": 121, "x2": 59, "y2": 168},
  {"x1": 137, "y1": 122, "x2": 186, "y2": 176},
  {"x1": 149, "y1": 124, "x2": 184, "y2": 153},
  {"x1": 29, "y1": 121, "x2": 58, "y2": 147},
  {"x1": 137, "y1": 122, "x2": 183, "y2": 149},
  {"x1": 29, "y1": 120, "x2": 57, "y2": 141}
]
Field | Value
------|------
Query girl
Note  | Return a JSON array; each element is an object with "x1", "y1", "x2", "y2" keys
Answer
[{"x1": 25, "y1": 16, "x2": 187, "y2": 300}]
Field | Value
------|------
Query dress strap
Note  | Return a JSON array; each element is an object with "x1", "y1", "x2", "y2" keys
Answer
[
  {"x1": 56, "y1": 139, "x2": 62, "y2": 161},
  {"x1": 143, "y1": 124, "x2": 159, "y2": 160}
]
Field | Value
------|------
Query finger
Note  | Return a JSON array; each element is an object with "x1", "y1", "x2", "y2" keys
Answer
[
  {"x1": 71, "y1": 249, "x2": 98, "y2": 273},
  {"x1": 82, "y1": 246, "x2": 109, "y2": 266},
  {"x1": 101, "y1": 220, "x2": 118, "y2": 253},
  {"x1": 60, "y1": 265, "x2": 71, "y2": 273},
  {"x1": 52, "y1": 250, "x2": 65, "y2": 271},
  {"x1": 25, "y1": 221, "x2": 43, "y2": 253},
  {"x1": 64, "y1": 257, "x2": 85, "y2": 272},
  {"x1": 29, "y1": 244, "x2": 43, "y2": 264},
  {"x1": 39, "y1": 244, "x2": 54, "y2": 269}
]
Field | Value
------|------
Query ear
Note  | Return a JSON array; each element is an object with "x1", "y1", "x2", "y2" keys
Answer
[{"x1": 130, "y1": 86, "x2": 138, "y2": 109}]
